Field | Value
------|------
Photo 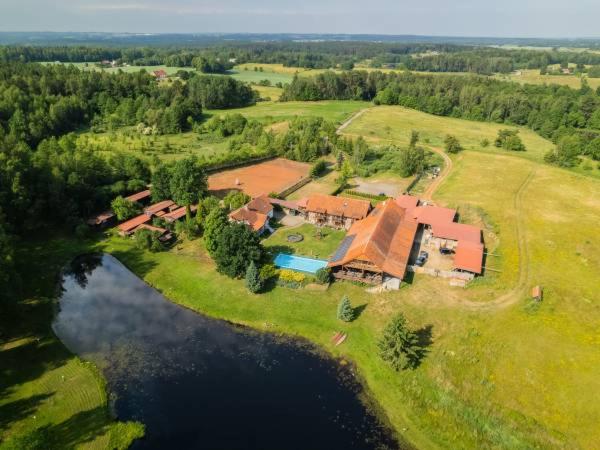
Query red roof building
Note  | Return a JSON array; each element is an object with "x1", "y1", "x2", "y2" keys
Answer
[
  {"x1": 163, "y1": 205, "x2": 198, "y2": 223},
  {"x1": 144, "y1": 200, "x2": 176, "y2": 216},
  {"x1": 328, "y1": 200, "x2": 419, "y2": 283},
  {"x1": 118, "y1": 214, "x2": 151, "y2": 236},
  {"x1": 229, "y1": 206, "x2": 270, "y2": 234},
  {"x1": 125, "y1": 190, "x2": 151, "y2": 203}
]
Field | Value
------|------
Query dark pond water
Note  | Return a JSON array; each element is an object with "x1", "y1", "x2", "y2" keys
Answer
[{"x1": 52, "y1": 254, "x2": 400, "y2": 450}]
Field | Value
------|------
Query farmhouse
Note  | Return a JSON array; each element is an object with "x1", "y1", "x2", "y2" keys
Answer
[
  {"x1": 229, "y1": 195, "x2": 274, "y2": 234},
  {"x1": 302, "y1": 194, "x2": 371, "y2": 230},
  {"x1": 327, "y1": 195, "x2": 485, "y2": 285},
  {"x1": 328, "y1": 200, "x2": 418, "y2": 284}
]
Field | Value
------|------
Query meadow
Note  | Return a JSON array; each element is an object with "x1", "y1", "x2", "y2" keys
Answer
[
  {"x1": 342, "y1": 105, "x2": 600, "y2": 178},
  {"x1": 495, "y1": 68, "x2": 600, "y2": 90}
]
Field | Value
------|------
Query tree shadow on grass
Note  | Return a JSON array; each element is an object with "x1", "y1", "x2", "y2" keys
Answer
[
  {"x1": 45, "y1": 407, "x2": 113, "y2": 450},
  {"x1": 414, "y1": 324, "x2": 434, "y2": 368},
  {"x1": 0, "y1": 393, "x2": 54, "y2": 431},
  {"x1": 353, "y1": 303, "x2": 368, "y2": 320},
  {"x1": 109, "y1": 247, "x2": 159, "y2": 281}
]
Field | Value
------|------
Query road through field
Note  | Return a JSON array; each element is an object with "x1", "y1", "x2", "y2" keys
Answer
[
  {"x1": 336, "y1": 107, "x2": 370, "y2": 133},
  {"x1": 422, "y1": 146, "x2": 452, "y2": 201}
]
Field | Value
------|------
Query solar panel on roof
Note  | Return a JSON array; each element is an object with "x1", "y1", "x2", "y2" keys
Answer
[{"x1": 330, "y1": 235, "x2": 356, "y2": 262}]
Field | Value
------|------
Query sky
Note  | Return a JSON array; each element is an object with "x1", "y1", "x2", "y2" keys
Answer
[{"x1": 1, "y1": 0, "x2": 599, "y2": 38}]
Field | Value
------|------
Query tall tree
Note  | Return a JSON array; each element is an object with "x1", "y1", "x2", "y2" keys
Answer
[
  {"x1": 151, "y1": 164, "x2": 172, "y2": 202},
  {"x1": 110, "y1": 196, "x2": 141, "y2": 221},
  {"x1": 169, "y1": 156, "x2": 208, "y2": 221},
  {"x1": 378, "y1": 313, "x2": 423, "y2": 371},
  {"x1": 203, "y1": 207, "x2": 229, "y2": 256},
  {"x1": 212, "y1": 223, "x2": 263, "y2": 278},
  {"x1": 245, "y1": 261, "x2": 263, "y2": 293}
]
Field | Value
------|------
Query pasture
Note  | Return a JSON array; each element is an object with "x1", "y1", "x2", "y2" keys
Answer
[{"x1": 496, "y1": 68, "x2": 600, "y2": 90}]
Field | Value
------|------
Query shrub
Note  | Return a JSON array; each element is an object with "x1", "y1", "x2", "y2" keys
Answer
[
  {"x1": 378, "y1": 313, "x2": 423, "y2": 371},
  {"x1": 75, "y1": 223, "x2": 90, "y2": 239},
  {"x1": 259, "y1": 263, "x2": 279, "y2": 281},
  {"x1": 134, "y1": 228, "x2": 163, "y2": 252},
  {"x1": 481, "y1": 138, "x2": 490, "y2": 147},
  {"x1": 315, "y1": 267, "x2": 331, "y2": 284},
  {"x1": 444, "y1": 134, "x2": 463, "y2": 153},
  {"x1": 310, "y1": 160, "x2": 327, "y2": 178},
  {"x1": 337, "y1": 296, "x2": 354, "y2": 322},
  {"x1": 495, "y1": 129, "x2": 526, "y2": 152},
  {"x1": 278, "y1": 269, "x2": 306, "y2": 284},
  {"x1": 111, "y1": 196, "x2": 141, "y2": 221}
]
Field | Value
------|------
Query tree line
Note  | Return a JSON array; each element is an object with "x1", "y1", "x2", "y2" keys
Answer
[
  {"x1": 281, "y1": 70, "x2": 600, "y2": 166},
  {"x1": 5, "y1": 42, "x2": 600, "y2": 75}
]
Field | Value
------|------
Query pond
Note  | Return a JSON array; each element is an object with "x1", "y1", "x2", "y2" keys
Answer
[{"x1": 52, "y1": 254, "x2": 401, "y2": 450}]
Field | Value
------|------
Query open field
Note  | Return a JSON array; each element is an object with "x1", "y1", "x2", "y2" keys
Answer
[
  {"x1": 0, "y1": 237, "x2": 144, "y2": 449},
  {"x1": 43, "y1": 62, "x2": 194, "y2": 76},
  {"x1": 495, "y1": 69, "x2": 600, "y2": 89},
  {"x1": 342, "y1": 105, "x2": 556, "y2": 163},
  {"x1": 215, "y1": 100, "x2": 370, "y2": 123},
  {"x1": 264, "y1": 223, "x2": 346, "y2": 260},
  {"x1": 208, "y1": 158, "x2": 311, "y2": 198}
]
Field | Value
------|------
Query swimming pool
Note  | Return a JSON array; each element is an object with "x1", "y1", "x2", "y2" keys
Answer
[{"x1": 274, "y1": 253, "x2": 328, "y2": 274}]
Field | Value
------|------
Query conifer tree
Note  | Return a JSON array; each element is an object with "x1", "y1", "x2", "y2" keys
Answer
[
  {"x1": 245, "y1": 261, "x2": 263, "y2": 294},
  {"x1": 377, "y1": 313, "x2": 423, "y2": 371},
  {"x1": 337, "y1": 296, "x2": 354, "y2": 322}
]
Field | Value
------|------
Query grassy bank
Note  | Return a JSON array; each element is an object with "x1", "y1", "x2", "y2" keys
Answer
[{"x1": 0, "y1": 237, "x2": 144, "y2": 450}]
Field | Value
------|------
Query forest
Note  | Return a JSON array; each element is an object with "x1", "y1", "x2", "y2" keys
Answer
[{"x1": 4, "y1": 41, "x2": 600, "y2": 75}]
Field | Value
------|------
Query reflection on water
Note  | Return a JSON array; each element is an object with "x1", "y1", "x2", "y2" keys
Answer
[{"x1": 53, "y1": 254, "x2": 399, "y2": 450}]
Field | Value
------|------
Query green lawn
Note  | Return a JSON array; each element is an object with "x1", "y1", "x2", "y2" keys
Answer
[
  {"x1": 263, "y1": 223, "x2": 346, "y2": 260},
  {"x1": 0, "y1": 237, "x2": 144, "y2": 450}
]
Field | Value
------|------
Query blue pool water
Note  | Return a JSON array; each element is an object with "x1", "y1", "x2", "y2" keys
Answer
[{"x1": 274, "y1": 253, "x2": 328, "y2": 274}]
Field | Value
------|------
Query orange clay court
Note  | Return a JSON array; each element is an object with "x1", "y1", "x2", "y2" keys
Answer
[{"x1": 208, "y1": 158, "x2": 312, "y2": 198}]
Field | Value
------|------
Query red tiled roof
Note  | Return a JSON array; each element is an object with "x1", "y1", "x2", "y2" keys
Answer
[
  {"x1": 229, "y1": 207, "x2": 268, "y2": 232},
  {"x1": 144, "y1": 200, "x2": 175, "y2": 216},
  {"x1": 395, "y1": 195, "x2": 419, "y2": 214},
  {"x1": 329, "y1": 200, "x2": 418, "y2": 279},
  {"x1": 163, "y1": 205, "x2": 197, "y2": 222},
  {"x1": 454, "y1": 241, "x2": 484, "y2": 274},
  {"x1": 152, "y1": 69, "x2": 168, "y2": 78},
  {"x1": 412, "y1": 205, "x2": 456, "y2": 227},
  {"x1": 432, "y1": 222, "x2": 481, "y2": 243},
  {"x1": 268, "y1": 197, "x2": 300, "y2": 211},
  {"x1": 118, "y1": 214, "x2": 151, "y2": 233},
  {"x1": 87, "y1": 211, "x2": 114, "y2": 225},
  {"x1": 305, "y1": 194, "x2": 371, "y2": 220},
  {"x1": 125, "y1": 190, "x2": 151, "y2": 203},
  {"x1": 247, "y1": 195, "x2": 274, "y2": 215}
]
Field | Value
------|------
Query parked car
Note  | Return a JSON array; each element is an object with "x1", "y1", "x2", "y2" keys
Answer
[
  {"x1": 415, "y1": 251, "x2": 429, "y2": 266},
  {"x1": 439, "y1": 247, "x2": 453, "y2": 255}
]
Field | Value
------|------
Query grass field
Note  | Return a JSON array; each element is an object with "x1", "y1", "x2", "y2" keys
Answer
[
  {"x1": 264, "y1": 223, "x2": 346, "y2": 260},
  {"x1": 215, "y1": 100, "x2": 369, "y2": 123},
  {"x1": 495, "y1": 69, "x2": 600, "y2": 89},
  {"x1": 0, "y1": 237, "x2": 144, "y2": 449},
  {"x1": 342, "y1": 105, "x2": 600, "y2": 179}
]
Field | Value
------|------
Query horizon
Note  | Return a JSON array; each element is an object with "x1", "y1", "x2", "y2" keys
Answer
[{"x1": 2, "y1": 0, "x2": 600, "y2": 38}]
